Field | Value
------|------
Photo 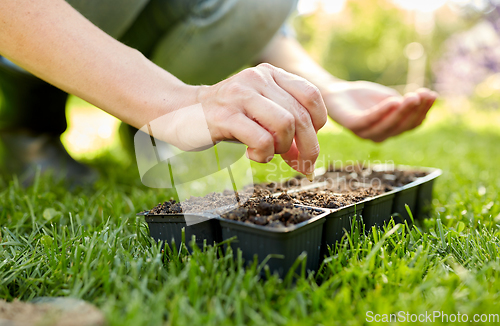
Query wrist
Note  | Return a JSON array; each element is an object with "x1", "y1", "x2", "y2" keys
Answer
[{"x1": 116, "y1": 51, "x2": 201, "y2": 129}]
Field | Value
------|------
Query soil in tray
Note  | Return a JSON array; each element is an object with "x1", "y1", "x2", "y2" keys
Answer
[
  {"x1": 148, "y1": 191, "x2": 239, "y2": 214},
  {"x1": 146, "y1": 166, "x2": 427, "y2": 216},
  {"x1": 279, "y1": 188, "x2": 381, "y2": 209},
  {"x1": 221, "y1": 199, "x2": 321, "y2": 228},
  {"x1": 321, "y1": 166, "x2": 427, "y2": 188},
  {"x1": 259, "y1": 165, "x2": 428, "y2": 193},
  {"x1": 147, "y1": 181, "x2": 282, "y2": 215}
]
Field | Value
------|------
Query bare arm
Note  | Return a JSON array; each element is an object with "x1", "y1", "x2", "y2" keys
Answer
[
  {"x1": 0, "y1": 0, "x2": 327, "y2": 174},
  {"x1": 0, "y1": 0, "x2": 196, "y2": 128},
  {"x1": 259, "y1": 35, "x2": 437, "y2": 142}
]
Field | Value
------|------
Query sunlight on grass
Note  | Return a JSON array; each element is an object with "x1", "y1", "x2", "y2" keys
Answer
[
  {"x1": 61, "y1": 96, "x2": 121, "y2": 160},
  {"x1": 2, "y1": 96, "x2": 500, "y2": 325}
]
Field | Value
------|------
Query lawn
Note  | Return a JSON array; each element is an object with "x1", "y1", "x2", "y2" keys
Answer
[{"x1": 1, "y1": 101, "x2": 500, "y2": 325}]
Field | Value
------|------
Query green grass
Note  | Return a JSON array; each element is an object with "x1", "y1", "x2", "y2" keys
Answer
[{"x1": 2, "y1": 102, "x2": 500, "y2": 325}]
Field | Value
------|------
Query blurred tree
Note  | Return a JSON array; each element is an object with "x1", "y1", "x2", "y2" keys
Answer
[
  {"x1": 295, "y1": 0, "x2": 414, "y2": 85},
  {"x1": 293, "y1": 0, "x2": 474, "y2": 90},
  {"x1": 433, "y1": 0, "x2": 500, "y2": 109}
]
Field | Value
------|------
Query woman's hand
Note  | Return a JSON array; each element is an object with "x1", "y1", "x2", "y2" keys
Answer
[
  {"x1": 196, "y1": 63, "x2": 328, "y2": 175},
  {"x1": 323, "y1": 81, "x2": 437, "y2": 142}
]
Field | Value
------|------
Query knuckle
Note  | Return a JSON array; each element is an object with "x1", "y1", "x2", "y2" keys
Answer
[
  {"x1": 223, "y1": 83, "x2": 253, "y2": 100},
  {"x1": 256, "y1": 133, "x2": 274, "y2": 150},
  {"x1": 301, "y1": 79, "x2": 326, "y2": 110},
  {"x1": 302, "y1": 82, "x2": 322, "y2": 105},
  {"x1": 248, "y1": 150, "x2": 264, "y2": 163},
  {"x1": 242, "y1": 67, "x2": 266, "y2": 83},
  {"x1": 223, "y1": 82, "x2": 244, "y2": 96},
  {"x1": 251, "y1": 154, "x2": 268, "y2": 163},
  {"x1": 256, "y1": 62, "x2": 274, "y2": 71},
  {"x1": 263, "y1": 154, "x2": 274, "y2": 163},
  {"x1": 214, "y1": 111, "x2": 238, "y2": 132},
  {"x1": 277, "y1": 112, "x2": 295, "y2": 133}
]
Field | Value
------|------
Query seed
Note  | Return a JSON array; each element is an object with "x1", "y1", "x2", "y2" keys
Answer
[{"x1": 305, "y1": 172, "x2": 315, "y2": 182}]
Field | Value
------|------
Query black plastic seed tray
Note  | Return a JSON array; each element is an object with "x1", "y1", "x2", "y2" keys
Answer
[
  {"x1": 391, "y1": 186, "x2": 418, "y2": 224},
  {"x1": 412, "y1": 168, "x2": 442, "y2": 219},
  {"x1": 387, "y1": 166, "x2": 442, "y2": 222},
  {"x1": 217, "y1": 206, "x2": 327, "y2": 278},
  {"x1": 139, "y1": 165, "x2": 441, "y2": 273},
  {"x1": 140, "y1": 212, "x2": 221, "y2": 251},
  {"x1": 321, "y1": 203, "x2": 364, "y2": 253},
  {"x1": 295, "y1": 165, "x2": 441, "y2": 230},
  {"x1": 360, "y1": 192, "x2": 396, "y2": 228}
]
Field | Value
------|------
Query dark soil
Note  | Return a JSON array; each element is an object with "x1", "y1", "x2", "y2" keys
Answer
[
  {"x1": 146, "y1": 166, "x2": 428, "y2": 226},
  {"x1": 260, "y1": 165, "x2": 428, "y2": 193},
  {"x1": 149, "y1": 191, "x2": 239, "y2": 214},
  {"x1": 277, "y1": 187, "x2": 383, "y2": 209},
  {"x1": 320, "y1": 165, "x2": 427, "y2": 189},
  {"x1": 147, "y1": 185, "x2": 276, "y2": 215},
  {"x1": 221, "y1": 198, "x2": 320, "y2": 228}
]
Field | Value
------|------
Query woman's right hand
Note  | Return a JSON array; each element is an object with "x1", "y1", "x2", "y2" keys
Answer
[{"x1": 194, "y1": 63, "x2": 328, "y2": 175}]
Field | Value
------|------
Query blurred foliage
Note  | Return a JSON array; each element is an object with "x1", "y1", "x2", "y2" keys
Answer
[
  {"x1": 293, "y1": 0, "x2": 476, "y2": 87},
  {"x1": 433, "y1": 2, "x2": 500, "y2": 104}
]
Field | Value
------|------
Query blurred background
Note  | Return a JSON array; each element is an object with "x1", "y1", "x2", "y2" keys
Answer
[{"x1": 60, "y1": 0, "x2": 500, "y2": 160}]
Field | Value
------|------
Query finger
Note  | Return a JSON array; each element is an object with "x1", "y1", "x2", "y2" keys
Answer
[
  {"x1": 387, "y1": 90, "x2": 430, "y2": 136},
  {"x1": 259, "y1": 81, "x2": 321, "y2": 174},
  {"x1": 258, "y1": 63, "x2": 328, "y2": 131},
  {"x1": 404, "y1": 89, "x2": 436, "y2": 130},
  {"x1": 412, "y1": 91, "x2": 437, "y2": 128},
  {"x1": 407, "y1": 90, "x2": 435, "y2": 129},
  {"x1": 281, "y1": 138, "x2": 320, "y2": 175},
  {"x1": 225, "y1": 113, "x2": 275, "y2": 163},
  {"x1": 256, "y1": 79, "x2": 317, "y2": 156},
  {"x1": 358, "y1": 93, "x2": 420, "y2": 142},
  {"x1": 243, "y1": 93, "x2": 295, "y2": 154},
  {"x1": 280, "y1": 140, "x2": 300, "y2": 172},
  {"x1": 347, "y1": 96, "x2": 402, "y2": 133},
  {"x1": 281, "y1": 120, "x2": 321, "y2": 174}
]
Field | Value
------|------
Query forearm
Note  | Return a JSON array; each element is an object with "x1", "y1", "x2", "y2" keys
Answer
[{"x1": 0, "y1": 0, "x2": 197, "y2": 129}]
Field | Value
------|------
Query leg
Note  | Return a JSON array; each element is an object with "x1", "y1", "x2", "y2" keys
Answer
[
  {"x1": 0, "y1": 63, "x2": 97, "y2": 185},
  {"x1": 0, "y1": 60, "x2": 68, "y2": 135},
  {"x1": 0, "y1": 59, "x2": 85, "y2": 183},
  {"x1": 120, "y1": 0, "x2": 297, "y2": 85},
  {"x1": 150, "y1": 0, "x2": 298, "y2": 85}
]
